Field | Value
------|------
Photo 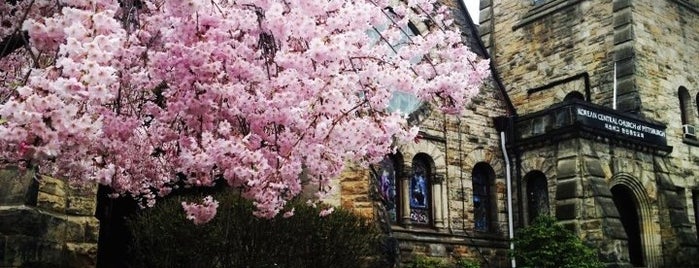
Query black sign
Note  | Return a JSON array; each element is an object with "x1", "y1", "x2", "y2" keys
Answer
[{"x1": 575, "y1": 107, "x2": 667, "y2": 145}]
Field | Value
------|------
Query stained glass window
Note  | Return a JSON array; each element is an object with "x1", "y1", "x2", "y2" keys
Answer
[
  {"x1": 365, "y1": 10, "x2": 423, "y2": 116},
  {"x1": 472, "y1": 164, "x2": 492, "y2": 232},
  {"x1": 410, "y1": 157, "x2": 431, "y2": 225},
  {"x1": 375, "y1": 156, "x2": 399, "y2": 222}
]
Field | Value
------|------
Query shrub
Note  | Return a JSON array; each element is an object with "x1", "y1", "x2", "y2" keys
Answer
[
  {"x1": 408, "y1": 255, "x2": 447, "y2": 268},
  {"x1": 126, "y1": 190, "x2": 386, "y2": 268},
  {"x1": 455, "y1": 257, "x2": 480, "y2": 268},
  {"x1": 511, "y1": 215, "x2": 603, "y2": 268},
  {"x1": 407, "y1": 255, "x2": 481, "y2": 268}
]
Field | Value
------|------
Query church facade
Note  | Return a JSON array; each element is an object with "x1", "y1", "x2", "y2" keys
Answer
[
  {"x1": 2, "y1": 0, "x2": 699, "y2": 267},
  {"x1": 332, "y1": 1, "x2": 516, "y2": 266},
  {"x1": 476, "y1": 0, "x2": 699, "y2": 266},
  {"x1": 338, "y1": 0, "x2": 699, "y2": 267}
]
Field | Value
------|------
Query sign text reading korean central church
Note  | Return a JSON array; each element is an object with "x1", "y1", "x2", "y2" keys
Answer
[{"x1": 576, "y1": 107, "x2": 667, "y2": 145}]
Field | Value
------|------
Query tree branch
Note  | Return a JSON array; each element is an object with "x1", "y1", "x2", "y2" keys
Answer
[{"x1": 0, "y1": 31, "x2": 28, "y2": 59}]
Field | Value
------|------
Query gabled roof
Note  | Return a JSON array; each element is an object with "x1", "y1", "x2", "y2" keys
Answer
[{"x1": 450, "y1": 1, "x2": 518, "y2": 116}]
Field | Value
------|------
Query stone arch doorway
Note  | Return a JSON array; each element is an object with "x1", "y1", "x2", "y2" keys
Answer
[
  {"x1": 609, "y1": 174, "x2": 662, "y2": 267},
  {"x1": 611, "y1": 185, "x2": 644, "y2": 267}
]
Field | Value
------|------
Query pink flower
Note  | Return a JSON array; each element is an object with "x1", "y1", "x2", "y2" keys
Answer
[
  {"x1": 319, "y1": 207, "x2": 334, "y2": 217},
  {"x1": 0, "y1": 0, "x2": 488, "y2": 221},
  {"x1": 283, "y1": 208, "x2": 295, "y2": 218},
  {"x1": 181, "y1": 195, "x2": 219, "y2": 225}
]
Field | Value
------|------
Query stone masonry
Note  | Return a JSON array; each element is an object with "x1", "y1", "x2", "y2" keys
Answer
[
  {"x1": 0, "y1": 166, "x2": 99, "y2": 267},
  {"x1": 482, "y1": 0, "x2": 699, "y2": 267},
  {"x1": 331, "y1": 1, "x2": 516, "y2": 266}
]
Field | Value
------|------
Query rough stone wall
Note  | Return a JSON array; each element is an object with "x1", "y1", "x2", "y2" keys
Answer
[
  {"x1": 631, "y1": 0, "x2": 699, "y2": 243},
  {"x1": 334, "y1": 80, "x2": 512, "y2": 266},
  {"x1": 633, "y1": 0, "x2": 699, "y2": 124},
  {"x1": 613, "y1": 1, "x2": 699, "y2": 263},
  {"x1": 0, "y1": 167, "x2": 99, "y2": 267},
  {"x1": 331, "y1": 0, "x2": 515, "y2": 265},
  {"x1": 485, "y1": 0, "x2": 699, "y2": 267},
  {"x1": 519, "y1": 135, "x2": 699, "y2": 267},
  {"x1": 482, "y1": 0, "x2": 616, "y2": 115}
]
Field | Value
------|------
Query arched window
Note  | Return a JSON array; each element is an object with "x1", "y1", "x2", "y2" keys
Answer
[
  {"x1": 679, "y1": 87, "x2": 696, "y2": 139},
  {"x1": 410, "y1": 154, "x2": 433, "y2": 225},
  {"x1": 472, "y1": 163, "x2": 497, "y2": 232},
  {"x1": 373, "y1": 154, "x2": 401, "y2": 223},
  {"x1": 563, "y1": 91, "x2": 585, "y2": 102},
  {"x1": 525, "y1": 171, "x2": 550, "y2": 223},
  {"x1": 693, "y1": 190, "x2": 699, "y2": 241},
  {"x1": 679, "y1": 87, "x2": 694, "y2": 125}
]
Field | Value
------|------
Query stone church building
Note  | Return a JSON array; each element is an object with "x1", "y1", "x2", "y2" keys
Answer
[
  {"x1": 338, "y1": 0, "x2": 699, "y2": 267},
  {"x1": 1, "y1": 0, "x2": 699, "y2": 267},
  {"x1": 478, "y1": 0, "x2": 699, "y2": 267}
]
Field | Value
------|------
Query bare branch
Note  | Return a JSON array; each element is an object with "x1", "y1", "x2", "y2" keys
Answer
[{"x1": 0, "y1": 30, "x2": 27, "y2": 58}]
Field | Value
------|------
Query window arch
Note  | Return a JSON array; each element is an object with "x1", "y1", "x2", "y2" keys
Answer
[
  {"x1": 472, "y1": 162, "x2": 496, "y2": 232},
  {"x1": 563, "y1": 91, "x2": 585, "y2": 102},
  {"x1": 525, "y1": 171, "x2": 550, "y2": 223},
  {"x1": 410, "y1": 153, "x2": 433, "y2": 225},
  {"x1": 679, "y1": 87, "x2": 696, "y2": 139},
  {"x1": 679, "y1": 87, "x2": 694, "y2": 126}
]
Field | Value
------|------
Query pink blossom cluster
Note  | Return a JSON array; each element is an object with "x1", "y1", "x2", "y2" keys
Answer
[
  {"x1": 0, "y1": 0, "x2": 489, "y2": 222},
  {"x1": 181, "y1": 195, "x2": 219, "y2": 225}
]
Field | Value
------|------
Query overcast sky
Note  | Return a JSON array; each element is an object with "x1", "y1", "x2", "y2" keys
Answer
[{"x1": 463, "y1": 0, "x2": 480, "y2": 24}]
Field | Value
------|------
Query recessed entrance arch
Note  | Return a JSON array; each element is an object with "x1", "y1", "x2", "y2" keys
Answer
[
  {"x1": 611, "y1": 185, "x2": 644, "y2": 267},
  {"x1": 609, "y1": 174, "x2": 662, "y2": 267}
]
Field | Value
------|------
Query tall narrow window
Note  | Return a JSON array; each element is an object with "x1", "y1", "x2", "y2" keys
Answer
[
  {"x1": 472, "y1": 162, "x2": 496, "y2": 232},
  {"x1": 679, "y1": 87, "x2": 697, "y2": 139},
  {"x1": 526, "y1": 171, "x2": 549, "y2": 223},
  {"x1": 410, "y1": 154, "x2": 432, "y2": 225},
  {"x1": 694, "y1": 190, "x2": 699, "y2": 241},
  {"x1": 374, "y1": 156, "x2": 399, "y2": 223},
  {"x1": 679, "y1": 87, "x2": 694, "y2": 126},
  {"x1": 366, "y1": 9, "x2": 424, "y2": 116}
]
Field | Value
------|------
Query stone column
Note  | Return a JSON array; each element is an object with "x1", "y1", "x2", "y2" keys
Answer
[
  {"x1": 433, "y1": 174, "x2": 444, "y2": 229},
  {"x1": 401, "y1": 176, "x2": 412, "y2": 226}
]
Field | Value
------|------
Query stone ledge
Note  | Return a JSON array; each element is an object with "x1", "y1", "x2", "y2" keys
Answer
[
  {"x1": 513, "y1": 0, "x2": 585, "y2": 30},
  {"x1": 0, "y1": 167, "x2": 38, "y2": 206},
  {"x1": 671, "y1": 0, "x2": 699, "y2": 15},
  {"x1": 0, "y1": 205, "x2": 99, "y2": 267},
  {"x1": 682, "y1": 137, "x2": 699, "y2": 146}
]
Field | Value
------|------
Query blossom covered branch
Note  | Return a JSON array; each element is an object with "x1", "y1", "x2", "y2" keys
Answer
[{"x1": 0, "y1": 0, "x2": 489, "y2": 223}]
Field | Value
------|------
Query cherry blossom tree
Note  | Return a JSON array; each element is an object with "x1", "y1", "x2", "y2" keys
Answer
[{"x1": 0, "y1": 0, "x2": 489, "y2": 223}]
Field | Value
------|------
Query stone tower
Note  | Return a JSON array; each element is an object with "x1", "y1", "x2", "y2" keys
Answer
[{"x1": 480, "y1": 0, "x2": 699, "y2": 267}]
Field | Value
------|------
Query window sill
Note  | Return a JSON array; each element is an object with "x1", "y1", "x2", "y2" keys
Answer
[
  {"x1": 683, "y1": 137, "x2": 699, "y2": 146},
  {"x1": 513, "y1": 0, "x2": 585, "y2": 30},
  {"x1": 391, "y1": 224, "x2": 506, "y2": 239},
  {"x1": 672, "y1": 0, "x2": 699, "y2": 15}
]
